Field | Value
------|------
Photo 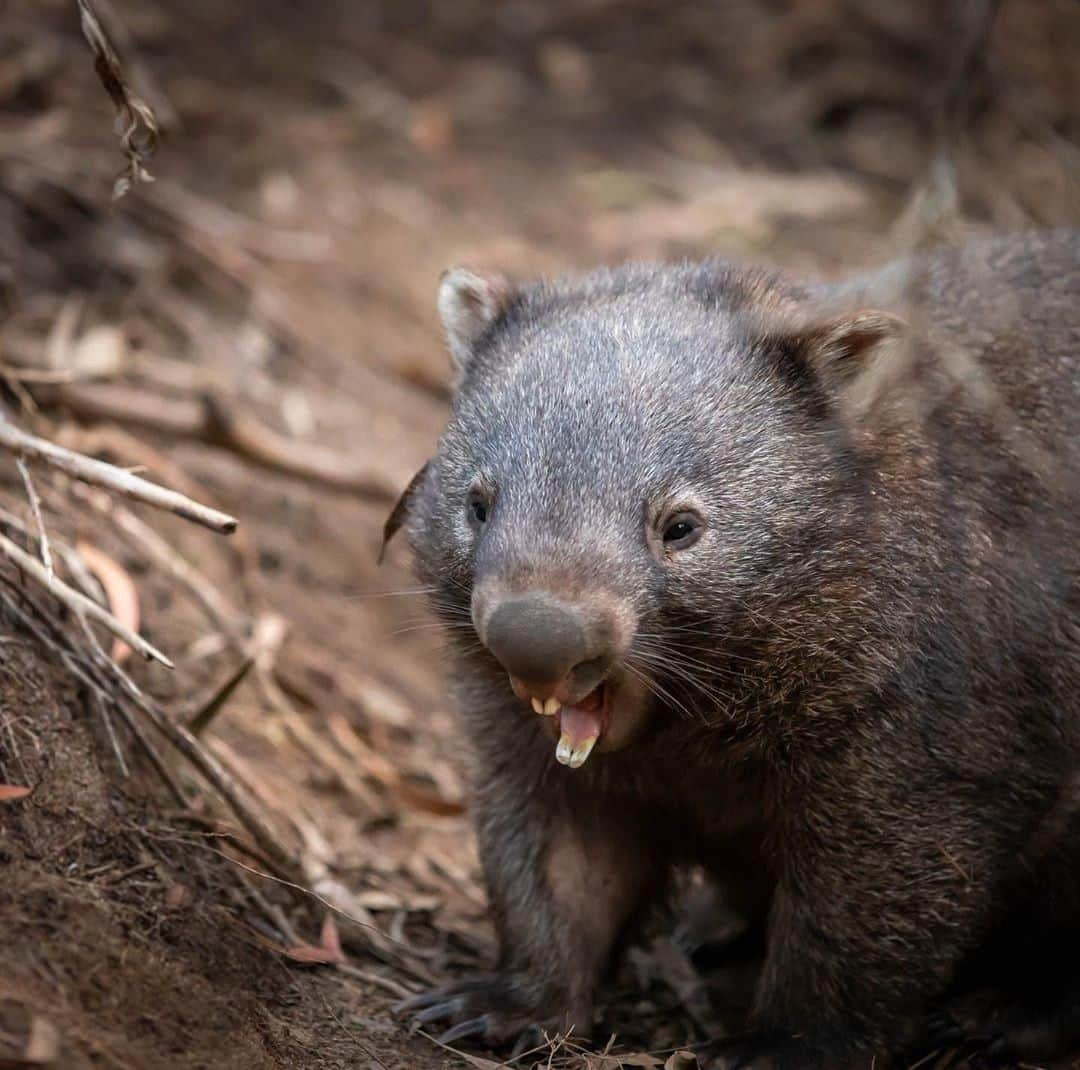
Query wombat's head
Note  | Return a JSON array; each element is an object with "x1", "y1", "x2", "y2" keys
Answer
[{"x1": 397, "y1": 263, "x2": 903, "y2": 768}]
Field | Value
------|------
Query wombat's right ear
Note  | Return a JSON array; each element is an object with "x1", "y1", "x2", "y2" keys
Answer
[
  {"x1": 437, "y1": 268, "x2": 514, "y2": 374},
  {"x1": 379, "y1": 461, "x2": 430, "y2": 564}
]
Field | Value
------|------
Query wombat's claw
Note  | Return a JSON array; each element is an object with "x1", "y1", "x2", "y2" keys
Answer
[
  {"x1": 920, "y1": 1009, "x2": 966, "y2": 1049},
  {"x1": 509, "y1": 1024, "x2": 547, "y2": 1060},
  {"x1": 436, "y1": 1016, "x2": 491, "y2": 1045},
  {"x1": 393, "y1": 974, "x2": 547, "y2": 1050}
]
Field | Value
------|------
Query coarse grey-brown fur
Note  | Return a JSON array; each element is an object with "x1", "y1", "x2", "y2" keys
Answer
[{"x1": 401, "y1": 231, "x2": 1080, "y2": 1067}]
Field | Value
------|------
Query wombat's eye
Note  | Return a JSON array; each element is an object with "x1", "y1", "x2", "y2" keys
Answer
[
  {"x1": 660, "y1": 511, "x2": 704, "y2": 551},
  {"x1": 467, "y1": 489, "x2": 490, "y2": 529}
]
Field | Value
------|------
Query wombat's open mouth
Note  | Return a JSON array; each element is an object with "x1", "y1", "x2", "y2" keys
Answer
[
  {"x1": 552, "y1": 683, "x2": 607, "y2": 769},
  {"x1": 524, "y1": 669, "x2": 651, "y2": 768}
]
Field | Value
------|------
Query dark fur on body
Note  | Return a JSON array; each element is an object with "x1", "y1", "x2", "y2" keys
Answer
[{"x1": 403, "y1": 232, "x2": 1080, "y2": 1066}]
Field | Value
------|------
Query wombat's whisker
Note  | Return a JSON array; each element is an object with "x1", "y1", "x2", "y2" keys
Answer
[
  {"x1": 345, "y1": 585, "x2": 443, "y2": 600},
  {"x1": 631, "y1": 643, "x2": 747, "y2": 686},
  {"x1": 634, "y1": 638, "x2": 749, "y2": 672},
  {"x1": 391, "y1": 621, "x2": 475, "y2": 637},
  {"x1": 622, "y1": 659, "x2": 701, "y2": 722}
]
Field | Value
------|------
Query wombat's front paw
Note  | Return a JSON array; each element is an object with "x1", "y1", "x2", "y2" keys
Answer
[
  {"x1": 925, "y1": 991, "x2": 1080, "y2": 1065},
  {"x1": 395, "y1": 972, "x2": 558, "y2": 1054}
]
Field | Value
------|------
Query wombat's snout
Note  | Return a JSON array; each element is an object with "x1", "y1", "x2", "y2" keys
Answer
[{"x1": 480, "y1": 593, "x2": 614, "y2": 701}]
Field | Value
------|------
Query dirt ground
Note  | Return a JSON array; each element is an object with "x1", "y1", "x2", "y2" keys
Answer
[{"x1": 1, "y1": 1, "x2": 1079, "y2": 1067}]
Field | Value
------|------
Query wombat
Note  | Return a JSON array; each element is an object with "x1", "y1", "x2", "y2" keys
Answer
[{"x1": 391, "y1": 231, "x2": 1080, "y2": 1067}]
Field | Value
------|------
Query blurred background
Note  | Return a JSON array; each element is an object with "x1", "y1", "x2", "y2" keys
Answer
[{"x1": 1, "y1": 1, "x2": 1078, "y2": 1067}]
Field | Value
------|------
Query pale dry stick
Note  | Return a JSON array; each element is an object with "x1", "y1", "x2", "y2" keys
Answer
[
  {"x1": 14, "y1": 456, "x2": 53, "y2": 580},
  {"x1": 335, "y1": 963, "x2": 418, "y2": 1002},
  {"x1": 0, "y1": 530, "x2": 172, "y2": 667},
  {"x1": 89, "y1": 689, "x2": 129, "y2": 778},
  {"x1": 0, "y1": 364, "x2": 76, "y2": 384},
  {"x1": 0, "y1": 500, "x2": 106, "y2": 604},
  {"x1": 0, "y1": 415, "x2": 237, "y2": 533}
]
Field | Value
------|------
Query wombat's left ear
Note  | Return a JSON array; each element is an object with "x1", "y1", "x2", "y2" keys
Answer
[
  {"x1": 379, "y1": 461, "x2": 430, "y2": 564},
  {"x1": 794, "y1": 310, "x2": 909, "y2": 386},
  {"x1": 437, "y1": 268, "x2": 514, "y2": 374}
]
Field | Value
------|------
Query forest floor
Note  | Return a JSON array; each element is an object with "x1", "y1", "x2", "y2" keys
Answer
[{"x1": 1, "y1": 1, "x2": 1078, "y2": 1067}]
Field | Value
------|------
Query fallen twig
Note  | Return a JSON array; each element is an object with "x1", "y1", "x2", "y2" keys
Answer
[
  {"x1": 0, "y1": 414, "x2": 237, "y2": 533},
  {"x1": 15, "y1": 456, "x2": 52, "y2": 580},
  {"x1": 76, "y1": 0, "x2": 159, "y2": 199},
  {"x1": 0, "y1": 364, "x2": 77, "y2": 385},
  {"x1": 186, "y1": 655, "x2": 255, "y2": 736},
  {"x1": 0, "y1": 529, "x2": 171, "y2": 667}
]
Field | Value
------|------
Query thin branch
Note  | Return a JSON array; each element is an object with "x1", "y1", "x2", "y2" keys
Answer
[
  {"x1": 89, "y1": 687, "x2": 129, "y2": 778},
  {"x1": 76, "y1": 0, "x2": 159, "y2": 199},
  {"x1": 15, "y1": 456, "x2": 53, "y2": 580},
  {"x1": 0, "y1": 364, "x2": 77, "y2": 384},
  {"x1": 0, "y1": 415, "x2": 237, "y2": 533},
  {"x1": 186, "y1": 655, "x2": 255, "y2": 736},
  {"x1": 0, "y1": 529, "x2": 172, "y2": 667}
]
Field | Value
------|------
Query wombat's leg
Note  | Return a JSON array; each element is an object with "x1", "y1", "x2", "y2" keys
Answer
[
  {"x1": 399, "y1": 788, "x2": 664, "y2": 1047},
  {"x1": 723, "y1": 773, "x2": 1017, "y2": 1066}
]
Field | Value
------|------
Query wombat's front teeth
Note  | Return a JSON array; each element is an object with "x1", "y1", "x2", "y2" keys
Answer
[
  {"x1": 554, "y1": 706, "x2": 602, "y2": 769},
  {"x1": 529, "y1": 696, "x2": 560, "y2": 715},
  {"x1": 555, "y1": 730, "x2": 597, "y2": 769}
]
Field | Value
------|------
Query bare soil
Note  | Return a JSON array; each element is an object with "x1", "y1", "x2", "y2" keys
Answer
[{"x1": 1, "y1": 1, "x2": 1078, "y2": 1067}]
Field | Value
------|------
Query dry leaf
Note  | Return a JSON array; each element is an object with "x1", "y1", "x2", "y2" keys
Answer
[
  {"x1": 664, "y1": 1053, "x2": 699, "y2": 1070},
  {"x1": 319, "y1": 912, "x2": 344, "y2": 960},
  {"x1": 23, "y1": 1014, "x2": 61, "y2": 1065},
  {"x1": 0, "y1": 783, "x2": 31, "y2": 801},
  {"x1": 284, "y1": 914, "x2": 346, "y2": 965},
  {"x1": 282, "y1": 943, "x2": 344, "y2": 965},
  {"x1": 76, "y1": 541, "x2": 139, "y2": 664}
]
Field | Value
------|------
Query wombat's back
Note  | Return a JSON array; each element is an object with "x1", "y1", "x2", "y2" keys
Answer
[{"x1": 854, "y1": 230, "x2": 1080, "y2": 464}]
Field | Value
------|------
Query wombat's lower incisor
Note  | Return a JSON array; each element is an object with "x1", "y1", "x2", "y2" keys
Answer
[{"x1": 393, "y1": 231, "x2": 1080, "y2": 1068}]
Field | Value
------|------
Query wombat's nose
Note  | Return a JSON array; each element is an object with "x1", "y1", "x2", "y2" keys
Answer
[{"x1": 483, "y1": 594, "x2": 590, "y2": 692}]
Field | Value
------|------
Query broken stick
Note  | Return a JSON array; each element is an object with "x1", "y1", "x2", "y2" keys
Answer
[{"x1": 0, "y1": 415, "x2": 237, "y2": 533}]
